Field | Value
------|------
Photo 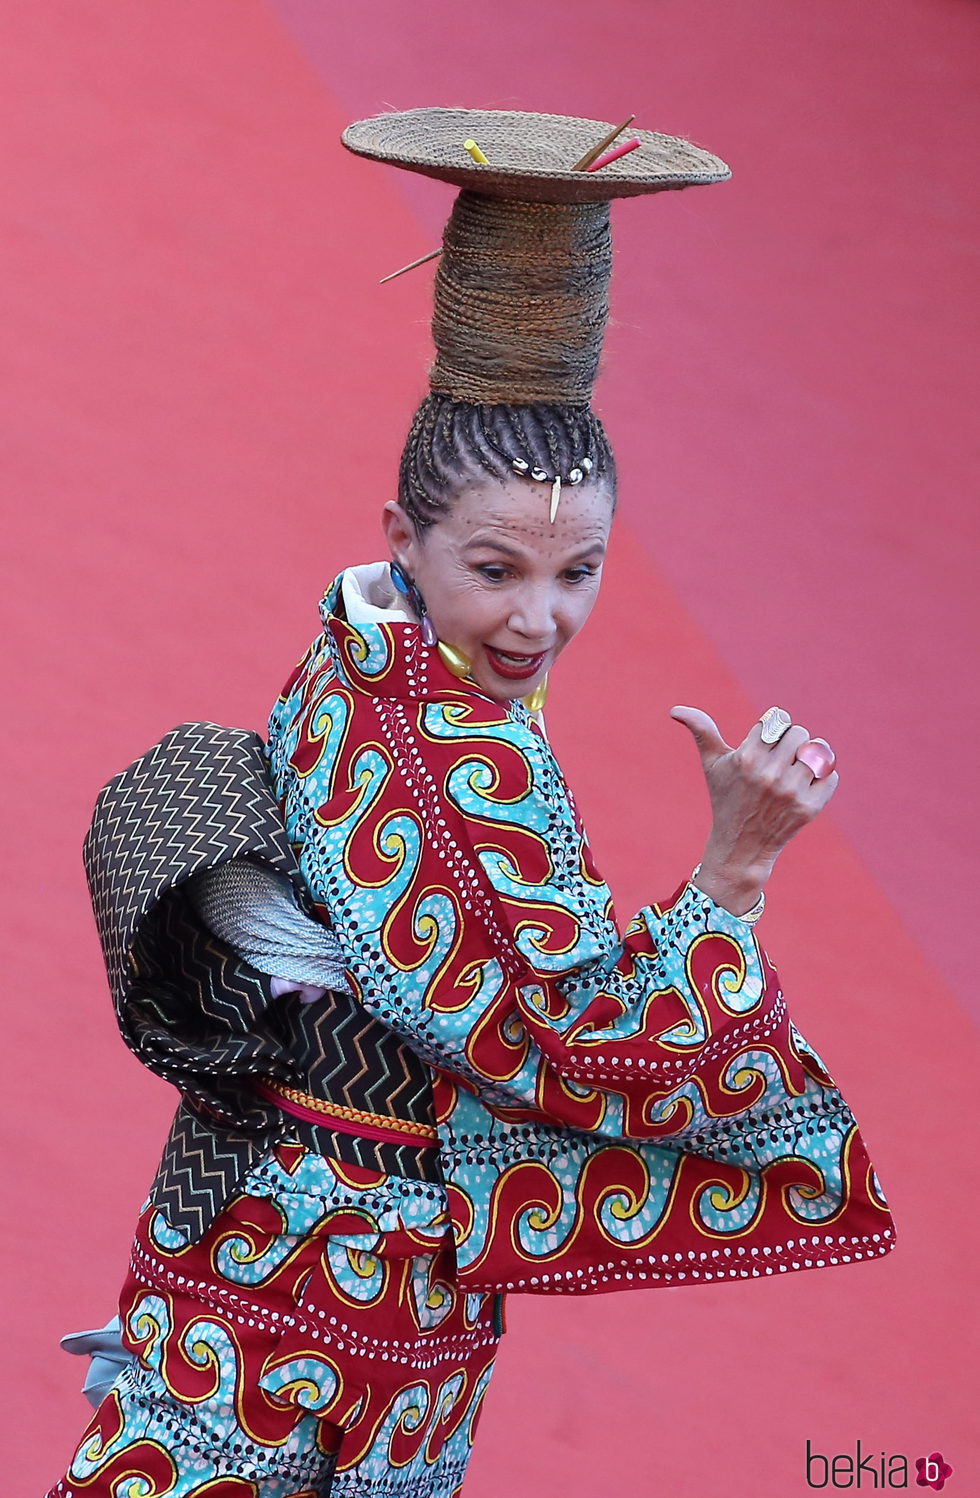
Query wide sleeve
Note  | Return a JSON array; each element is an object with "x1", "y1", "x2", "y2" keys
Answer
[
  {"x1": 84, "y1": 721, "x2": 307, "y2": 1127},
  {"x1": 270, "y1": 682, "x2": 823, "y2": 1145}
]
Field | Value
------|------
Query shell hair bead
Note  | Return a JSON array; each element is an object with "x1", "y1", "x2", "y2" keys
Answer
[{"x1": 511, "y1": 455, "x2": 593, "y2": 522}]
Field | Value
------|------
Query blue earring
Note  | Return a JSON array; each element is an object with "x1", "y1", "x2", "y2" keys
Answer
[{"x1": 390, "y1": 561, "x2": 437, "y2": 647}]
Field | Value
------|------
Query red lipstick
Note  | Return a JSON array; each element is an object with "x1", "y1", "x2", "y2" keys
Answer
[{"x1": 485, "y1": 647, "x2": 547, "y2": 681}]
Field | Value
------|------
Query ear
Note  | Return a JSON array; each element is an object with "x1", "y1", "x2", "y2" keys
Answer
[{"x1": 381, "y1": 501, "x2": 420, "y2": 574}]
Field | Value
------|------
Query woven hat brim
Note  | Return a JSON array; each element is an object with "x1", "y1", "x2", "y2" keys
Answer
[{"x1": 341, "y1": 108, "x2": 730, "y2": 204}]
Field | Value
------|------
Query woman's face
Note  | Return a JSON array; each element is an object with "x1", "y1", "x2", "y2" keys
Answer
[{"x1": 382, "y1": 475, "x2": 615, "y2": 702}]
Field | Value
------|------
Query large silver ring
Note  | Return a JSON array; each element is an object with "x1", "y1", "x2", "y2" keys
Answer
[{"x1": 759, "y1": 706, "x2": 793, "y2": 745}]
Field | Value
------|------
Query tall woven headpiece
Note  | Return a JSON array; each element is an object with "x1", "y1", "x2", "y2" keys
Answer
[{"x1": 342, "y1": 108, "x2": 731, "y2": 408}]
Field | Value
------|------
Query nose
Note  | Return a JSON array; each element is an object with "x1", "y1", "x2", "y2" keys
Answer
[{"x1": 507, "y1": 583, "x2": 558, "y2": 645}]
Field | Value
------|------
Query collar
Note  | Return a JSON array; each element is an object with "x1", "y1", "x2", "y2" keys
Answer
[
  {"x1": 339, "y1": 560, "x2": 414, "y2": 626},
  {"x1": 318, "y1": 564, "x2": 536, "y2": 727}
]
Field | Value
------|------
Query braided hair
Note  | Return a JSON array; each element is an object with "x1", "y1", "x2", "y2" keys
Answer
[{"x1": 397, "y1": 393, "x2": 616, "y2": 531}]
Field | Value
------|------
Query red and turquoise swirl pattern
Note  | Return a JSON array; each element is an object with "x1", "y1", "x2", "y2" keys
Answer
[
  {"x1": 265, "y1": 578, "x2": 895, "y2": 1293},
  {"x1": 49, "y1": 1164, "x2": 501, "y2": 1497}
]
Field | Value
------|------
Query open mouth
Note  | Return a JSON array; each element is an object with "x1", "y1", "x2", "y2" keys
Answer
[{"x1": 484, "y1": 646, "x2": 548, "y2": 681}]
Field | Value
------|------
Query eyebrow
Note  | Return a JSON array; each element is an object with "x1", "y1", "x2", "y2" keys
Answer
[{"x1": 463, "y1": 535, "x2": 607, "y2": 561}]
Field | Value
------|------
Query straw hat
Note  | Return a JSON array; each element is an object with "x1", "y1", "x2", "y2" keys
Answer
[
  {"x1": 341, "y1": 107, "x2": 729, "y2": 204},
  {"x1": 342, "y1": 107, "x2": 730, "y2": 404}
]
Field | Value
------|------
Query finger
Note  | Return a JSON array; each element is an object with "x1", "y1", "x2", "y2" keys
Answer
[
  {"x1": 817, "y1": 768, "x2": 840, "y2": 802},
  {"x1": 770, "y1": 723, "x2": 812, "y2": 766},
  {"x1": 784, "y1": 754, "x2": 822, "y2": 796},
  {"x1": 741, "y1": 725, "x2": 806, "y2": 777},
  {"x1": 670, "y1": 705, "x2": 733, "y2": 768},
  {"x1": 787, "y1": 738, "x2": 839, "y2": 785},
  {"x1": 797, "y1": 767, "x2": 840, "y2": 811},
  {"x1": 750, "y1": 704, "x2": 803, "y2": 751},
  {"x1": 745, "y1": 712, "x2": 805, "y2": 749},
  {"x1": 793, "y1": 736, "x2": 837, "y2": 781}
]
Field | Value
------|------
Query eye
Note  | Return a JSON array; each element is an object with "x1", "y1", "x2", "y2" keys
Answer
[
  {"x1": 476, "y1": 564, "x2": 510, "y2": 583},
  {"x1": 563, "y1": 565, "x2": 598, "y2": 584}
]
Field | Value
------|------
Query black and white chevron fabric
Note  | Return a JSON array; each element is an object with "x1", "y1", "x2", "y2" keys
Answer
[
  {"x1": 84, "y1": 722, "x2": 301, "y2": 1004},
  {"x1": 149, "y1": 1101, "x2": 280, "y2": 1246},
  {"x1": 276, "y1": 990, "x2": 440, "y2": 1184},
  {"x1": 84, "y1": 722, "x2": 439, "y2": 1243}
]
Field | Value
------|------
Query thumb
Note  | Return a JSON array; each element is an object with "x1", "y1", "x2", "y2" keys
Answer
[{"x1": 670, "y1": 705, "x2": 731, "y2": 767}]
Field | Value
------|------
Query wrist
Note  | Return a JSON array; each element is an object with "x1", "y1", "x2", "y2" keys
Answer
[{"x1": 690, "y1": 861, "x2": 767, "y2": 922}]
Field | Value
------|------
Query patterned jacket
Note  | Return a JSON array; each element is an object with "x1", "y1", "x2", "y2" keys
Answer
[{"x1": 260, "y1": 570, "x2": 896, "y2": 1293}]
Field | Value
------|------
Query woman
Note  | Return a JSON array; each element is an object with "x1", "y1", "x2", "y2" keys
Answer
[{"x1": 48, "y1": 113, "x2": 894, "y2": 1498}]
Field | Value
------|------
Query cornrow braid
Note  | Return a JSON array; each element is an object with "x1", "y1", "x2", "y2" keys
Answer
[{"x1": 397, "y1": 393, "x2": 616, "y2": 531}]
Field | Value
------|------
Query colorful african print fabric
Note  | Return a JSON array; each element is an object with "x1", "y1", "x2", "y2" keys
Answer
[
  {"x1": 265, "y1": 565, "x2": 896, "y2": 1294},
  {"x1": 47, "y1": 1146, "x2": 502, "y2": 1498}
]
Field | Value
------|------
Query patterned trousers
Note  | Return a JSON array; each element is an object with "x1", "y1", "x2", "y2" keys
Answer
[{"x1": 46, "y1": 1191, "x2": 504, "y2": 1497}]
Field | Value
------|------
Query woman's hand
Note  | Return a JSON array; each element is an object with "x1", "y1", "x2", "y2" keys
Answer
[
  {"x1": 670, "y1": 705, "x2": 839, "y2": 916},
  {"x1": 270, "y1": 977, "x2": 330, "y2": 1005}
]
